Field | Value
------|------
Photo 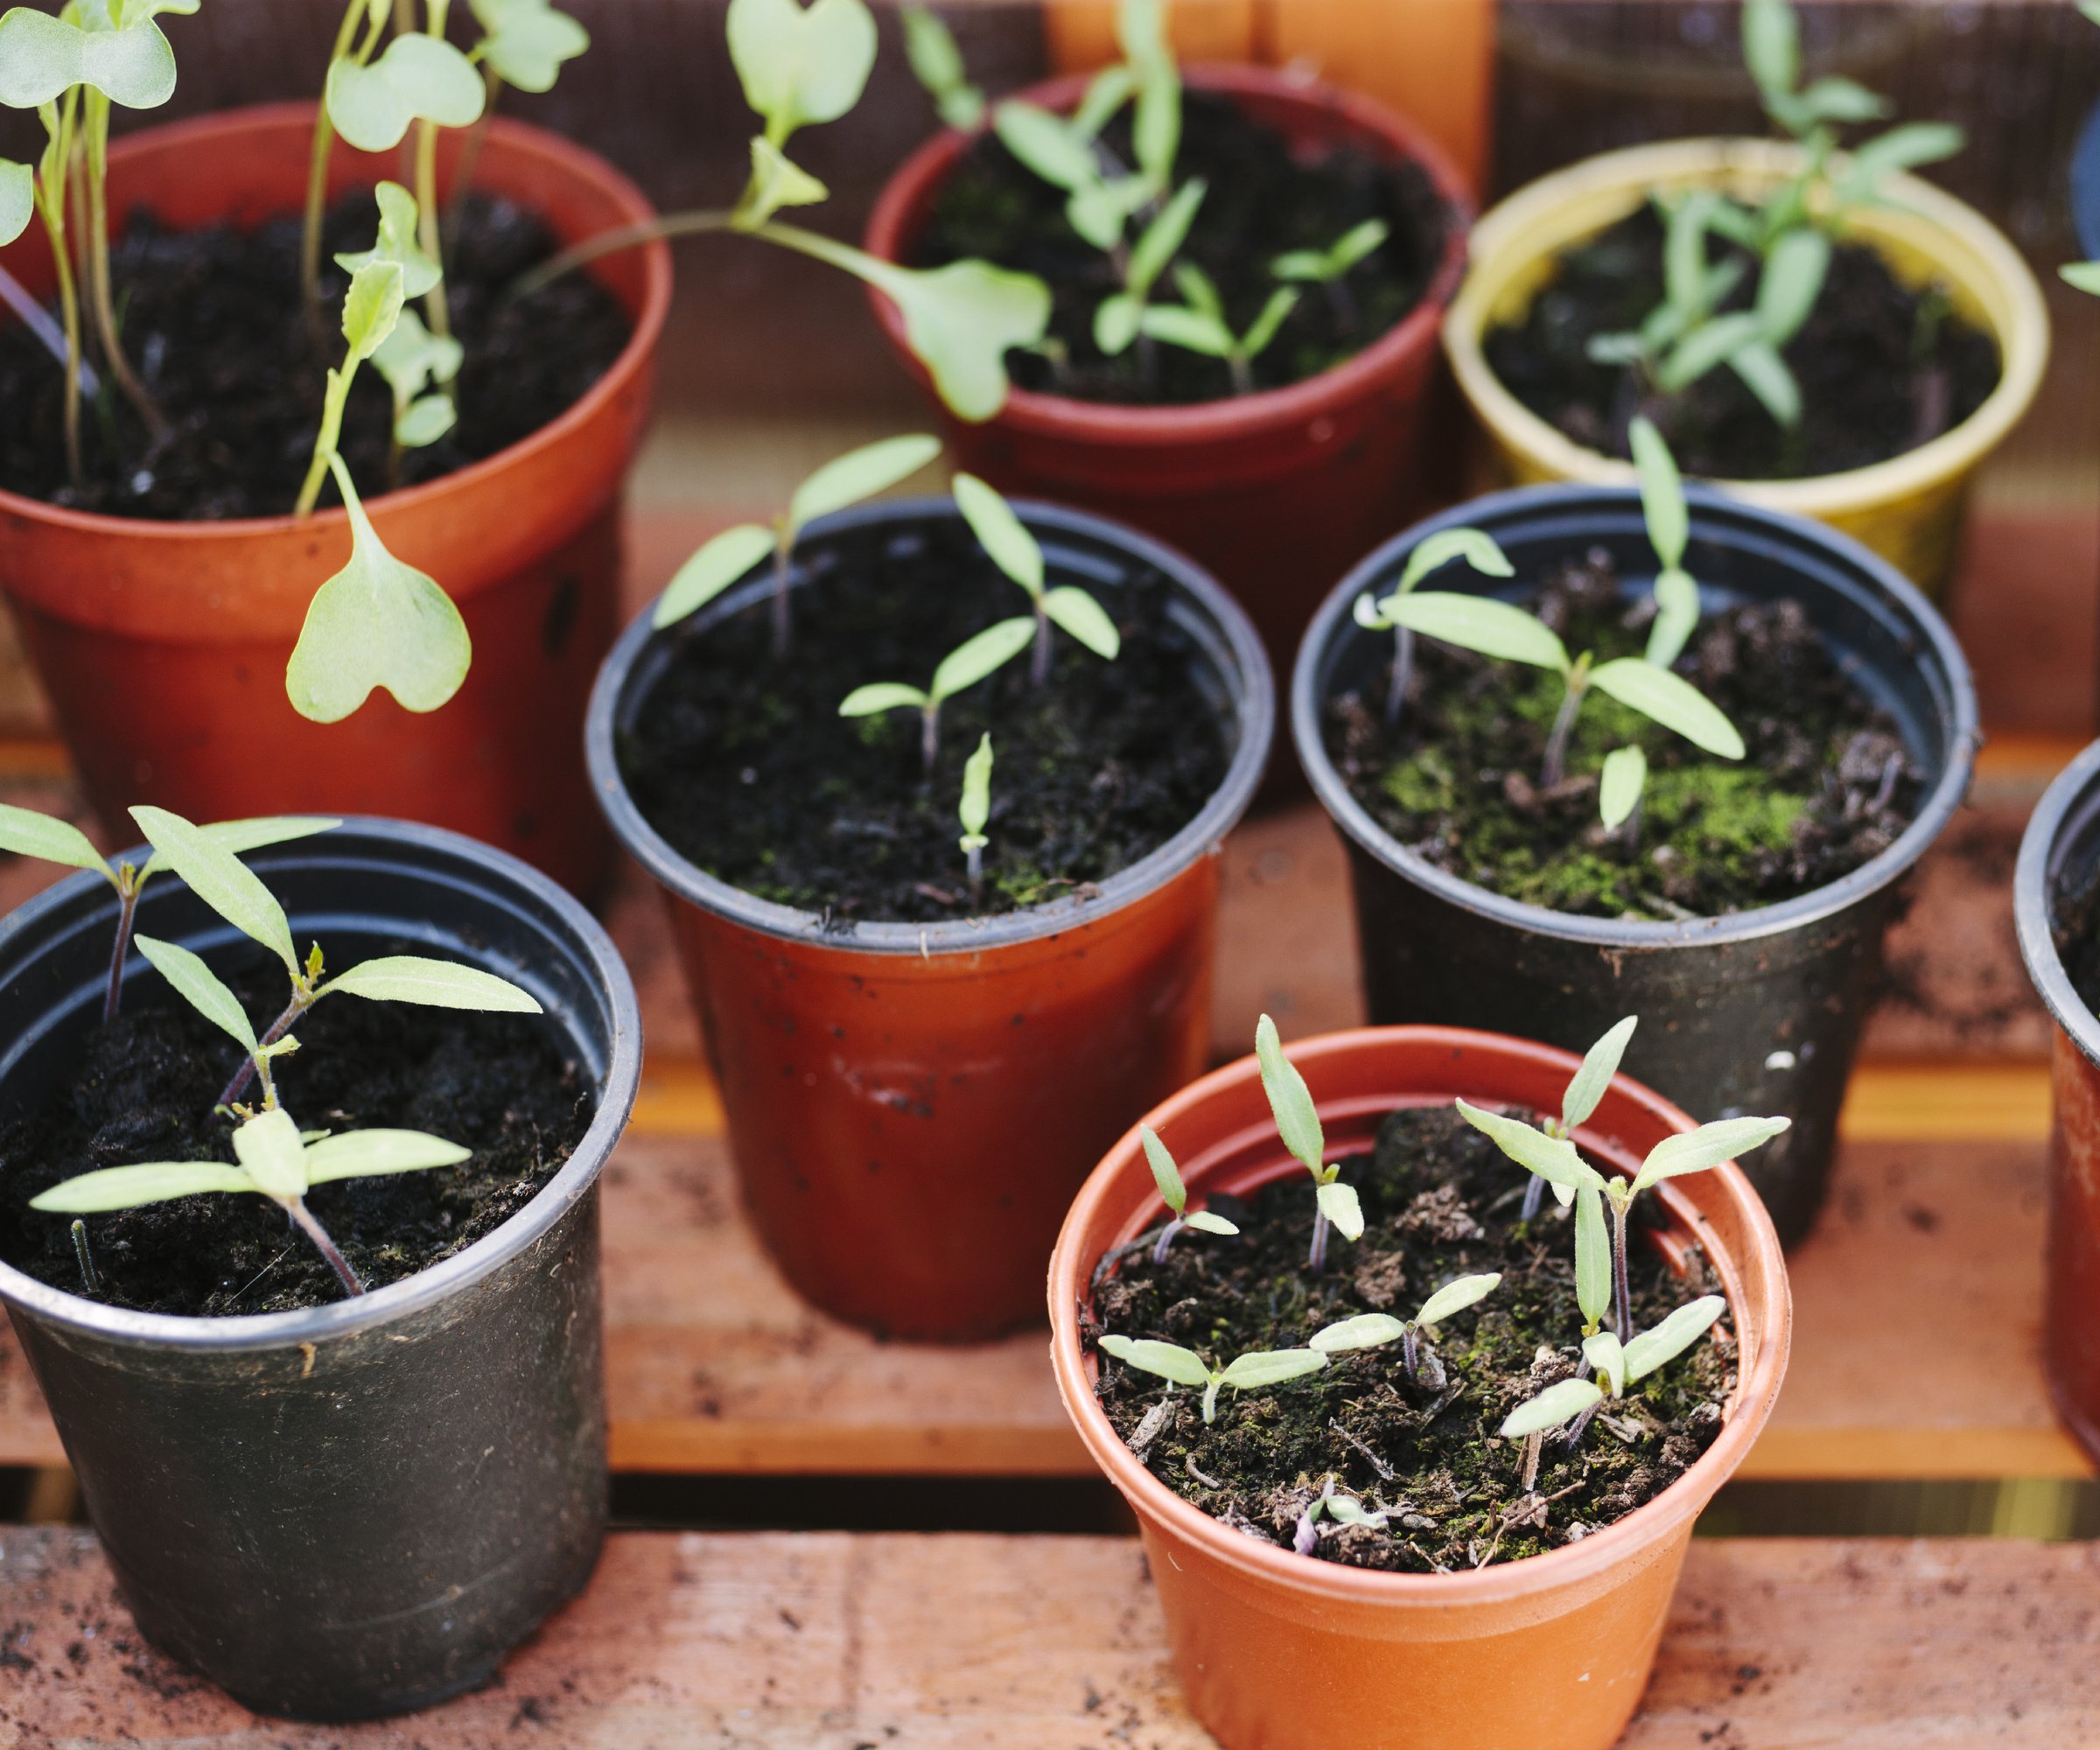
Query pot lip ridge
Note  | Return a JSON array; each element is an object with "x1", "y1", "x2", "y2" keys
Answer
[
  {"x1": 0, "y1": 815, "x2": 643, "y2": 1352},
  {"x1": 0, "y1": 101, "x2": 673, "y2": 545},
  {"x1": 861, "y1": 62, "x2": 1476, "y2": 444},
  {"x1": 1442, "y1": 135, "x2": 2050, "y2": 511},
  {"x1": 1047, "y1": 1023, "x2": 1792, "y2": 1606},
  {"x1": 1290, "y1": 480, "x2": 1979, "y2": 951},
  {"x1": 2015, "y1": 737, "x2": 2100, "y2": 1066},
  {"x1": 587, "y1": 494, "x2": 1273, "y2": 956}
]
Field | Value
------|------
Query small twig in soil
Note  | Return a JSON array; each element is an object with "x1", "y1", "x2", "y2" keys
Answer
[
  {"x1": 1128, "y1": 1396, "x2": 1176, "y2": 1463},
  {"x1": 1185, "y1": 1456, "x2": 1222, "y2": 1489},
  {"x1": 1328, "y1": 1419, "x2": 1396, "y2": 1482}
]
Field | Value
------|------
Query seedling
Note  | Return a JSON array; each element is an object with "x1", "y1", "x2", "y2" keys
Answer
[
  {"x1": 1139, "y1": 263, "x2": 1298, "y2": 397},
  {"x1": 1507, "y1": 1012, "x2": 1636, "y2": 1232},
  {"x1": 1140, "y1": 1124, "x2": 1238, "y2": 1264},
  {"x1": 1311, "y1": 1272, "x2": 1502, "y2": 1389},
  {"x1": 1629, "y1": 416, "x2": 1701, "y2": 668},
  {"x1": 838, "y1": 618, "x2": 1035, "y2": 775},
  {"x1": 1094, "y1": 178, "x2": 1206, "y2": 365},
  {"x1": 1292, "y1": 1478, "x2": 1388, "y2": 1553},
  {"x1": 1499, "y1": 1294, "x2": 1727, "y2": 1455},
  {"x1": 957, "y1": 732, "x2": 993, "y2": 895},
  {"x1": 0, "y1": 803, "x2": 337, "y2": 1024},
  {"x1": 370, "y1": 305, "x2": 464, "y2": 485},
  {"x1": 1255, "y1": 1013, "x2": 1361, "y2": 1272},
  {"x1": 1353, "y1": 525, "x2": 1516, "y2": 727},
  {"x1": 901, "y1": 4, "x2": 983, "y2": 131},
  {"x1": 652, "y1": 434, "x2": 942, "y2": 655},
  {"x1": 1272, "y1": 217, "x2": 1389, "y2": 330},
  {"x1": 952, "y1": 472, "x2": 1120, "y2": 683},
  {"x1": 1097, "y1": 1333, "x2": 1326, "y2": 1424}
]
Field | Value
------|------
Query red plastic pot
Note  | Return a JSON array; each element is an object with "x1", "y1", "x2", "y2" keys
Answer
[
  {"x1": 588, "y1": 499, "x2": 1271, "y2": 1341},
  {"x1": 0, "y1": 104, "x2": 671, "y2": 895},
  {"x1": 863, "y1": 66, "x2": 1474, "y2": 693},
  {"x1": 1050, "y1": 1026, "x2": 1791, "y2": 1750}
]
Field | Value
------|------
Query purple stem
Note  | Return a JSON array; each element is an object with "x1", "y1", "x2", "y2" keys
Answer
[
  {"x1": 1307, "y1": 1207, "x2": 1331, "y2": 1273},
  {"x1": 1611, "y1": 1200, "x2": 1633, "y2": 1348},
  {"x1": 1519, "y1": 1174, "x2": 1544, "y2": 1223},
  {"x1": 220, "y1": 993, "x2": 305, "y2": 1109},
  {"x1": 1151, "y1": 1216, "x2": 1184, "y2": 1267},
  {"x1": 284, "y1": 1198, "x2": 363, "y2": 1298},
  {"x1": 1541, "y1": 675, "x2": 1586, "y2": 790},
  {"x1": 1385, "y1": 627, "x2": 1414, "y2": 727},
  {"x1": 920, "y1": 704, "x2": 940, "y2": 778},
  {"x1": 102, "y1": 882, "x2": 137, "y2": 1025},
  {"x1": 769, "y1": 541, "x2": 792, "y2": 659},
  {"x1": 1031, "y1": 604, "x2": 1051, "y2": 687}
]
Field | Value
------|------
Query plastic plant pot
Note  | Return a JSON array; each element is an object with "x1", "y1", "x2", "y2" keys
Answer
[
  {"x1": 589, "y1": 499, "x2": 1270, "y2": 1342},
  {"x1": 0, "y1": 105, "x2": 673, "y2": 895},
  {"x1": 1442, "y1": 137, "x2": 2048, "y2": 598},
  {"x1": 863, "y1": 65, "x2": 1474, "y2": 693},
  {"x1": 1049, "y1": 1024, "x2": 1791, "y2": 1750},
  {"x1": 2014, "y1": 738, "x2": 2100, "y2": 1466},
  {"x1": 0, "y1": 819, "x2": 641, "y2": 1720},
  {"x1": 1292, "y1": 484, "x2": 1976, "y2": 1248}
]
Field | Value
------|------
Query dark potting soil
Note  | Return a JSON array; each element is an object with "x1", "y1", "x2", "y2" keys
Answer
[
  {"x1": 0, "y1": 191, "x2": 631, "y2": 520},
  {"x1": 2053, "y1": 879, "x2": 2100, "y2": 1025},
  {"x1": 619, "y1": 518, "x2": 1230, "y2": 925},
  {"x1": 1089, "y1": 1104, "x2": 1732, "y2": 1572},
  {"x1": 1322, "y1": 550, "x2": 1922, "y2": 920},
  {"x1": 913, "y1": 88, "x2": 1452, "y2": 405},
  {"x1": 0, "y1": 957, "x2": 592, "y2": 1316},
  {"x1": 1482, "y1": 205, "x2": 1999, "y2": 480}
]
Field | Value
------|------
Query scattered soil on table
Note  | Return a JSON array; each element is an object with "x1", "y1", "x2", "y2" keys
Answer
[
  {"x1": 1483, "y1": 204, "x2": 1999, "y2": 480},
  {"x1": 1321, "y1": 549, "x2": 1922, "y2": 920},
  {"x1": 1088, "y1": 1104, "x2": 1732, "y2": 1571},
  {"x1": 0, "y1": 954, "x2": 593, "y2": 1316},
  {"x1": 914, "y1": 88, "x2": 1452, "y2": 405},
  {"x1": 0, "y1": 191, "x2": 631, "y2": 521},
  {"x1": 619, "y1": 516, "x2": 1231, "y2": 925}
]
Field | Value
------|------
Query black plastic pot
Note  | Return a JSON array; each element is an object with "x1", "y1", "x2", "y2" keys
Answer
[
  {"x1": 0, "y1": 818, "x2": 641, "y2": 1720},
  {"x1": 1292, "y1": 485, "x2": 1976, "y2": 1245}
]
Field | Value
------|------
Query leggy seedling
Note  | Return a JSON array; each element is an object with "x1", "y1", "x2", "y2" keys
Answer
[
  {"x1": 1311, "y1": 1272, "x2": 1502, "y2": 1391},
  {"x1": 1353, "y1": 526, "x2": 1516, "y2": 728},
  {"x1": 952, "y1": 472, "x2": 1120, "y2": 684},
  {"x1": 1140, "y1": 262, "x2": 1298, "y2": 397},
  {"x1": 1096, "y1": 1334, "x2": 1326, "y2": 1425},
  {"x1": 900, "y1": 4, "x2": 983, "y2": 131},
  {"x1": 1140, "y1": 1124, "x2": 1238, "y2": 1264},
  {"x1": 1500, "y1": 1294, "x2": 1727, "y2": 1462},
  {"x1": 838, "y1": 618, "x2": 1035, "y2": 776},
  {"x1": 1255, "y1": 1013, "x2": 1361, "y2": 1272},
  {"x1": 1272, "y1": 217, "x2": 1389, "y2": 332},
  {"x1": 1509, "y1": 1013, "x2": 1638, "y2": 1228},
  {"x1": 957, "y1": 732, "x2": 993, "y2": 897}
]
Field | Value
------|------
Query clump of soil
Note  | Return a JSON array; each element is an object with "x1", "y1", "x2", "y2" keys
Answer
[
  {"x1": 1483, "y1": 204, "x2": 1998, "y2": 480},
  {"x1": 1088, "y1": 1105, "x2": 1732, "y2": 1571},
  {"x1": 618, "y1": 516, "x2": 1231, "y2": 925},
  {"x1": 1321, "y1": 550, "x2": 1922, "y2": 920},
  {"x1": 913, "y1": 88, "x2": 1452, "y2": 405},
  {"x1": 0, "y1": 954, "x2": 593, "y2": 1316},
  {"x1": 0, "y1": 191, "x2": 632, "y2": 521}
]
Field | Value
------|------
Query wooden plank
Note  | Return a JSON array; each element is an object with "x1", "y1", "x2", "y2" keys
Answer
[{"x1": 3, "y1": 1529, "x2": 2098, "y2": 1746}]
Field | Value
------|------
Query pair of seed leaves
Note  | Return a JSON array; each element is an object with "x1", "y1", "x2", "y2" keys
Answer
[{"x1": 1499, "y1": 1295, "x2": 1728, "y2": 1440}]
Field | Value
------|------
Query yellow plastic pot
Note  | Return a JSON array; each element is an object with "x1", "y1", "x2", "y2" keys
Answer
[{"x1": 1443, "y1": 137, "x2": 2048, "y2": 598}]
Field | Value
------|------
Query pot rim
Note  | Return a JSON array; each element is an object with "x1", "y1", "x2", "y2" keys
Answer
[
  {"x1": 861, "y1": 63, "x2": 1475, "y2": 441},
  {"x1": 0, "y1": 816, "x2": 642, "y2": 1352},
  {"x1": 0, "y1": 101, "x2": 673, "y2": 543},
  {"x1": 587, "y1": 494, "x2": 1272, "y2": 956},
  {"x1": 1441, "y1": 136, "x2": 2049, "y2": 511},
  {"x1": 1047, "y1": 1023, "x2": 1791, "y2": 1606},
  {"x1": 1290, "y1": 480, "x2": 1979, "y2": 950},
  {"x1": 2015, "y1": 737, "x2": 2100, "y2": 1064}
]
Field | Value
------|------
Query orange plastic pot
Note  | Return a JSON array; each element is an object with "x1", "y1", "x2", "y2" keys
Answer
[
  {"x1": 0, "y1": 104, "x2": 671, "y2": 894},
  {"x1": 1050, "y1": 1026, "x2": 1791, "y2": 1750},
  {"x1": 589, "y1": 500, "x2": 1271, "y2": 1341},
  {"x1": 863, "y1": 66, "x2": 1473, "y2": 692}
]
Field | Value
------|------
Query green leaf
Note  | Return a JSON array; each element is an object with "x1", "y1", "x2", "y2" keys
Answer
[
  {"x1": 1563, "y1": 1015, "x2": 1637, "y2": 1131},
  {"x1": 1185, "y1": 1210, "x2": 1236, "y2": 1236},
  {"x1": 957, "y1": 731, "x2": 993, "y2": 849},
  {"x1": 1316, "y1": 1180, "x2": 1363, "y2": 1242},
  {"x1": 1309, "y1": 1312, "x2": 1406, "y2": 1354},
  {"x1": 320, "y1": 954, "x2": 542, "y2": 1012},
  {"x1": 132, "y1": 934, "x2": 258, "y2": 1054},
  {"x1": 1255, "y1": 1013, "x2": 1324, "y2": 1177},
  {"x1": 139, "y1": 815, "x2": 340, "y2": 883},
  {"x1": 1094, "y1": 292, "x2": 1141, "y2": 356},
  {"x1": 0, "y1": 802, "x2": 107, "y2": 873},
  {"x1": 1500, "y1": 1377, "x2": 1603, "y2": 1440},
  {"x1": 1325, "y1": 1494, "x2": 1386, "y2": 1528},
  {"x1": 1138, "y1": 304, "x2": 1231, "y2": 358},
  {"x1": 993, "y1": 98, "x2": 1093, "y2": 191},
  {"x1": 954, "y1": 472, "x2": 1042, "y2": 597},
  {"x1": 130, "y1": 805, "x2": 297, "y2": 976},
  {"x1": 1790, "y1": 75, "x2": 1887, "y2": 126},
  {"x1": 736, "y1": 136, "x2": 830, "y2": 228},
  {"x1": 1071, "y1": 62, "x2": 1133, "y2": 138},
  {"x1": 1632, "y1": 1116, "x2": 1791, "y2": 1193},
  {"x1": 232, "y1": 1109, "x2": 309, "y2": 1200},
  {"x1": 334, "y1": 181, "x2": 443, "y2": 301},
  {"x1": 846, "y1": 250, "x2": 1050, "y2": 423},
  {"x1": 470, "y1": 0, "x2": 589, "y2": 94},
  {"x1": 1728, "y1": 340, "x2": 1802, "y2": 427},
  {"x1": 340, "y1": 260, "x2": 407, "y2": 365},
  {"x1": 1756, "y1": 227, "x2": 1830, "y2": 345},
  {"x1": 371, "y1": 306, "x2": 464, "y2": 406},
  {"x1": 1628, "y1": 416, "x2": 1687, "y2": 570},
  {"x1": 0, "y1": 6, "x2": 174, "y2": 109},
  {"x1": 1396, "y1": 527, "x2": 1515, "y2": 594},
  {"x1": 1129, "y1": 178, "x2": 1204, "y2": 298},
  {"x1": 31, "y1": 1159, "x2": 256, "y2": 1214},
  {"x1": 1382, "y1": 592, "x2": 1570, "y2": 673},
  {"x1": 1575, "y1": 1185, "x2": 1611, "y2": 1327},
  {"x1": 1658, "y1": 310, "x2": 1766, "y2": 391},
  {"x1": 1453, "y1": 1098, "x2": 1606, "y2": 1193},
  {"x1": 1599, "y1": 745, "x2": 1648, "y2": 832},
  {"x1": 326, "y1": 32, "x2": 486, "y2": 153},
  {"x1": 1326, "y1": 216, "x2": 1390, "y2": 275},
  {"x1": 1097, "y1": 1333, "x2": 1210, "y2": 1388},
  {"x1": 1173, "y1": 260, "x2": 1222, "y2": 322},
  {"x1": 1140, "y1": 1123, "x2": 1187, "y2": 1216},
  {"x1": 901, "y1": 4, "x2": 974, "y2": 122},
  {"x1": 1841, "y1": 122, "x2": 1965, "y2": 197},
  {"x1": 1240, "y1": 287, "x2": 1298, "y2": 360},
  {"x1": 727, "y1": 0, "x2": 874, "y2": 143},
  {"x1": 303, "y1": 1127, "x2": 472, "y2": 1184},
  {"x1": 928, "y1": 616, "x2": 1033, "y2": 704},
  {"x1": 1740, "y1": 0, "x2": 1798, "y2": 102},
  {"x1": 654, "y1": 523, "x2": 777, "y2": 628},
  {"x1": 1416, "y1": 1271, "x2": 1500, "y2": 1328},
  {"x1": 1270, "y1": 249, "x2": 1325, "y2": 283},
  {"x1": 1219, "y1": 1348, "x2": 1326, "y2": 1392},
  {"x1": 1588, "y1": 659, "x2": 1744, "y2": 759},
  {"x1": 395, "y1": 393, "x2": 456, "y2": 449},
  {"x1": 1043, "y1": 588, "x2": 1120, "y2": 661},
  {"x1": 2061, "y1": 262, "x2": 2100, "y2": 298},
  {"x1": 1662, "y1": 191, "x2": 1721, "y2": 318},
  {"x1": 1583, "y1": 1329, "x2": 1627, "y2": 1398},
  {"x1": 790, "y1": 434, "x2": 941, "y2": 534},
  {"x1": 1130, "y1": 52, "x2": 1179, "y2": 191},
  {"x1": 1624, "y1": 1295, "x2": 1727, "y2": 1382},
  {"x1": 1063, "y1": 176, "x2": 1136, "y2": 251},
  {"x1": 1647, "y1": 567, "x2": 1700, "y2": 668},
  {"x1": 838, "y1": 681, "x2": 928, "y2": 718},
  {"x1": 286, "y1": 458, "x2": 472, "y2": 724},
  {"x1": 0, "y1": 158, "x2": 31, "y2": 248},
  {"x1": 1586, "y1": 331, "x2": 1647, "y2": 368}
]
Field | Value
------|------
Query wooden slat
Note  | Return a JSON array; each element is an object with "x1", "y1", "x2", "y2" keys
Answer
[{"x1": 3, "y1": 1528, "x2": 2098, "y2": 1746}]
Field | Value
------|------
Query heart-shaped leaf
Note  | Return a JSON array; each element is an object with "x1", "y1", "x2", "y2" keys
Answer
[
  {"x1": 727, "y1": 0, "x2": 875, "y2": 143},
  {"x1": 130, "y1": 804, "x2": 298, "y2": 975},
  {"x1": 470, "y1": 0, "x2": 588, "y2": 93},
  {"x1": 133, "y1": 933, "x2": 258, "y2": 1054},
  {"x1": 0, "y1": 5, "x2": 175, "y2": 108},
  {"x1": 655, "y1": 522, "x2": 777, "y2": 628},
  {"x1": 0, "y1": 158, "x2": 31, "y2": 248},
  {"x1": 334, "y1": 181, "x2": 443, "y2": 300},
  {"x1": 0, "y1": 802, "x2": 107, "y2": 872},
  {"x1": 1589, "y1": 659, "x2": 1744, "y2": 759},
  {"x1": 790, "y1": 433, "x2": 941, "y2": 534},
  {"x1": 286, "y1": 457, "x2": 472, "y2": 724},
  {"x1": 858, "y1": 254, "x2": 1049, "y2": 422},
  {"x1": 953, "y1": 472, "x2": 1042, "y2": 596},
  {"x1": 303, "y1": 1127, "x2": 472, "y2": 1184},
  {"x1": 326, "y1": 32, "x2": 486, "y2": 154},
  {"x1": 372, "y1": 302, "x2": 466, "y2": 405},
  {"x1": 320, "y1": 953, "x2": 542, "y2": 1012},
  {"x1": 395, "y1": 393, "x2": 457, "y2": 448}
]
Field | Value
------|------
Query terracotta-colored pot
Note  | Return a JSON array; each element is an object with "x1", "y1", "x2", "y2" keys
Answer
[
  {"x1": 1050, "y1": 1026, "x2": 1791, "y2": 1750},
  {"x1": 0, "y1": 104, "x2": 671, "y2": 895},
  {"x1": 588, "y1": 499, "x2": 1271, "y2": 1341},
  {"x1": 2014, "y1": 738, "x2": 2100, "y2": 1464},
  {"x1": 863, "y1": 66, "x2": 1473, "y2": 695}
]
